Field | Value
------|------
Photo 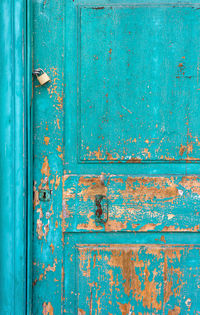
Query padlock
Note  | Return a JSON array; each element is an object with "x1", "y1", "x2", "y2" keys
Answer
[{"x1": 33, "y1": 68, "x2": 51, "y2": 85}]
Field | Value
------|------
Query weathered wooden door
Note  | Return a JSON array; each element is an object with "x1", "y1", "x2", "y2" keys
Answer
[{"x1": 33, "y1": 0, "x2": 200, "y2": 314}]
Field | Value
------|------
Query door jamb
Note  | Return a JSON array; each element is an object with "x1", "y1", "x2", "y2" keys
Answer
[
  {"x1": 0, "y1": 0, "x2": 32, "y2": 314},
  {"x1": 26, "y1": 0, "x2": 33, "y2": 313}
]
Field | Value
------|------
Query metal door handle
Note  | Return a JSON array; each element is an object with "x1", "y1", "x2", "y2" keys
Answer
[{"x1": 95, "y1": 195, "x2": 108, "y2": 224}]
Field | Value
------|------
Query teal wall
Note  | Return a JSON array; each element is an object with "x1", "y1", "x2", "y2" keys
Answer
[{"x1": 0, "y1": 0, "x2": 28, "y2": 314}]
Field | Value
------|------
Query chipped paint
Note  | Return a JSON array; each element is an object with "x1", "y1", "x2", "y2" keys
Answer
[
  {"x1": 41, "y1": 157, "x2": 50, "y2": 177},
  {"x1": 33, "y1": 260, "x2": 57, "y2": 286},
  {"x1": 42, "y1": 302, "x2": 54, "y2": 315},
  {"x1": 62, "y1": 175, "x2": 200, "y2": 232},
  {"x1": 33, "y1": 2, "x2": 200, "y2": 314},
  {"x1": 44, "y1": 136, "x2": 50, "y2": 145},
  {"x1": 75, "y1": 244, "x2": 200, "y2": 313},
  {"x1": 36, "y1": 219, "x2": 50, "y2": 240},
  {"x1": 78, "y1": 176, "x2": 107, "y2": 201}
]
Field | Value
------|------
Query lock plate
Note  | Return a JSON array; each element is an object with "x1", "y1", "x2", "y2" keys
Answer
[{"x1": 39, "y1": 189, "x2": 51, "y2": 201}]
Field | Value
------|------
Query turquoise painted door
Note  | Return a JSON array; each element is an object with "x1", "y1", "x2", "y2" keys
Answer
[{"x1": 33, "y1": 0, "x2": 200, "y2": 314}]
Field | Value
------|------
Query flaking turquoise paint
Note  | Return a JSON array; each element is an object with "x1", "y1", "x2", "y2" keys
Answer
[
  {"x1": 32, "y1": 0, "x2": 65, "y2": 314},
  {"x1": 32, "y1": 0, "x2": 200, "y2": 314}
]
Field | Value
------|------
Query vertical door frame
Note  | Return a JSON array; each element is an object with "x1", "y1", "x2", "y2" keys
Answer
[
  {"x1": 27, "y1": 1, "x2": 33, "y2": 313},
  {"x1": 0, "y1": 0, "x2": 32, "y2": 314}
]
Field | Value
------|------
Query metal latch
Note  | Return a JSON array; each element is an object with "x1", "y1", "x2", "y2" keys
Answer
[{"x1": 95, "y1": 195, "x2": 108, "y2": 224}]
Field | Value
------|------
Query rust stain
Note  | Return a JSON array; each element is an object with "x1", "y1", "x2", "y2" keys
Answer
[
  {"x1": 179, "y1": 144, "x2": 187, "y2": 156},
  {"x1": 50, "y1": 243, "x2": 55, "y2": 254},
  {"x1": 160, "y1": 235, "x2": 166, "y2": 244},
  {"x1": 34, "y1": 261, "x2": 57, "y2": 287},
  {"x1": 44, "y1": 136, "x2": 50, "y2": 145},
  {"x1": 179, "y1": 141, "x2": 193, "y2": 157},
  {"x1": 42, "y1": 302, "x2": 54, "y2": 315}
]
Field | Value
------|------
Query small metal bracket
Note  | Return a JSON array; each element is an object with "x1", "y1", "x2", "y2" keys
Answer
[
  {"x1": 95, "y1": 195, "x2": 108, "y2": 224},
  {"x1": 39, "y1": 189, "x2": 52, "y2": 202}
]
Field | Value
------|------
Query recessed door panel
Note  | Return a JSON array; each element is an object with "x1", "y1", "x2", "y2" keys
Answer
[
  {"x1": 65, "y1": 235, "x2": 200, "y2": 314},
  {"x1": 78, "y1": 7, "x2": 200, "y2": 162}
]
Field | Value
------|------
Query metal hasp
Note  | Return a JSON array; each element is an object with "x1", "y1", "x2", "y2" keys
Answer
[
  {"x1": 32, "y1": 68, "x2": 51, "y2": 85},
  {"x1": 39, "y1": 189, "x2": 52, "y2": 201},
  {"x1": 95, "y1": 195, "x2": 108, "y2": 224}
]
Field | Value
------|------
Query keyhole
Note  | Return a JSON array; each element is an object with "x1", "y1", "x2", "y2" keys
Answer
[{"x1": 39, "y1": 189, "x2": 51, "y2": 201}]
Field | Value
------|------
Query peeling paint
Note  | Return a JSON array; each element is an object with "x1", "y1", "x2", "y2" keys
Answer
[{"x1": 42, "y1": 302, "x2": 54, "y2": 315}]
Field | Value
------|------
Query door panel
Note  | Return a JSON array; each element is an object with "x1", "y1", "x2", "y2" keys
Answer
[
  {"x1": 63, "y1": 175, "x2": 200, "y2": 232},
  {"x1": 33, "y1": 0, "x2": 200, "y2": 314},
  {"x1": 65, "y1": 234, "x2": 200, "y2": 314},
  {"x1": 79, "y1": 6, "x2": 200, "y2": 162}
]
